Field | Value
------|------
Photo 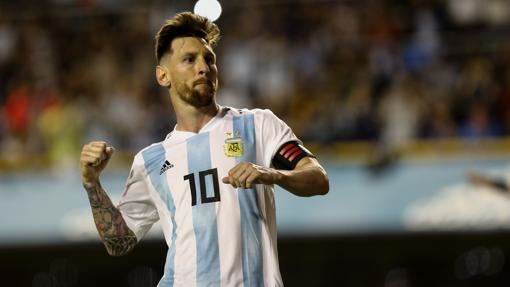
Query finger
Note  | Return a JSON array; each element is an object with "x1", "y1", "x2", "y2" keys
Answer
[
  {"x1": 81, "y1": 148, "x2": 103, "y2": 157},
  {"x1": 233, "y1": 165, "x2": 248, "y2": 178},
  {"x1": 85, "y1": 145, "x2": 114, "y2": 162},
  {"x1": 105, "y1": 146, "x2": 115, "y2": 156},
  {"x1": 245, "y1": 172, "x2": 261, "y2": 189},
  {"x1": 223, "y1": 179, "x2": 237, "y2": 188},
  {"x1": 227, "y1": 162, "x2": 243, "y2": 176},
  {"x1": 80, "y1": 153, "x2": 101, "y2": 165},
  {"x1": 232, "y1": 172, "x2": 244, "y2": 188},
  {"x1": 82, "y1": 146, "x2": 106, "y2": 162},
  {"x1": 227, "y1": 169, "x2": 239, "y2": 188},
  {"x1": 81, "y1": 148, "x2": 107, "y2": 166},
  {"x1": 230, "y1": 162, "x2": 253, "y2": 187},
  {"x1": 229, "y1": 173, "x2": 238, "y2": 188},
  {"x1": 92, "y1": 159, "x2": 103, "y2": 167},
  {"x1": 233, "y1": 167, "x2": 250, "y2": 188},
  {"x1": 81, "y1": 155, "x2": 100, "y2": 166},
  {"x1": 85, "y1": 144, "x2": 106, "y2": 152},
  {"x1": 89, "y1": 141, "x2": 108, "y2": 147},
  {"x1": 81, "y1": 150, "x2": 105, "y2": 164},
  {"x1": 237, "y1": 168, "x2": 254, "y2": 188},
  {"x1": 86, "y1": 142, "x2": 113, "y2": 158},
  {"x1": 103, "y1": 146, "x2": 115, "y2": 162},
  {"x1": 80, "y1": 154, "x2": 100, "y2": 165},
  {"x1": 223, "y1": 169, "x2": 236, "y2": 187}
]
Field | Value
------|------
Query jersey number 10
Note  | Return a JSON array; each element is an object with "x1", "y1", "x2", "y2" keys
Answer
[{"x1": 184, "y1": 168, "x2": 221, "y2": 206}]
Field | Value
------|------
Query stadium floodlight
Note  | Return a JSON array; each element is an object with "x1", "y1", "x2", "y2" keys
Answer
[{"x1": 194, "y1": 0, "x2": 222, "y2": 22}]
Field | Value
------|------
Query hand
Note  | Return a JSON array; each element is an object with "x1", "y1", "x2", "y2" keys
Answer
[
  {"x1": 80, "y1": 141, "x2": 114, "y2": 187},
  {"x1": 222, "y1": 161, "x2": 279, "y2": 189}
]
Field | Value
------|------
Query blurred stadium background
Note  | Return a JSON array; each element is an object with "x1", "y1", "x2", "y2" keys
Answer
[{"x1": 2, "y1": 0, "x2": 510, "y2": 286}]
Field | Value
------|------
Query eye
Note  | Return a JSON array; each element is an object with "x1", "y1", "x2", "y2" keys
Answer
[
  {"x1": 184, "y1": 56, "x2": 194, "y2": 63},
  {"x1": 205, "y1": 54, "x2": 215, "y2": 65}
]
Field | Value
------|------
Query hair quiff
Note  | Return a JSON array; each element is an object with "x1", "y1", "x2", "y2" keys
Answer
[{"x1": 155, "y1": 12, "x2": 220, "y2": 62}]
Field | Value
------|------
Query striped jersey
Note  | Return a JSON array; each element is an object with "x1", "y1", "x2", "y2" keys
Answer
[{"x1": 118, "y1": 106, "x2": 302, "y2": 287}]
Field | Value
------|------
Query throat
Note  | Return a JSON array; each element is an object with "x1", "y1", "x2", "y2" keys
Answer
[{"x1": 175, "y1": 105, "x2": 220, "y2": 133}]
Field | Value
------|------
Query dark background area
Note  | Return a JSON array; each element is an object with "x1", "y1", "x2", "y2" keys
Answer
[
  {"x1": 3, "y1": 0, "x2": 510, "y2": 286},
  {"x1": 2, "y1": 232, "x2": 510, "y2": 286}
]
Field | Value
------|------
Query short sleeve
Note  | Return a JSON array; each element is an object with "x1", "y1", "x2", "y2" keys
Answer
[
  {"x1": 117, "y1": 154, "x2": 159, "y2": 241},
  {"x1": 256, "y1": 109, "x2": 301, "y2": 166}
]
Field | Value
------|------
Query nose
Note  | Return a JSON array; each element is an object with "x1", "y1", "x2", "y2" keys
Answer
[{"x1": 196, "y1": 56, "x2": 210, "y2": 75}]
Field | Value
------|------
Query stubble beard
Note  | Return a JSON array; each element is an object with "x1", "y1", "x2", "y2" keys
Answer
[{"x1": 178, "y1": 83, "x2": 216, "y2": 108}]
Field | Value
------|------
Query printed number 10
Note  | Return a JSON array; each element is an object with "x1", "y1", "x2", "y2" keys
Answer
[{"x1": 184, "y1": 168, "x2": 221, "y2": 206}]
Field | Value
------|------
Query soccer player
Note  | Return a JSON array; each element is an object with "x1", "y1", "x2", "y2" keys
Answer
[{"x1": 80, "y1": 12, "x2": 329, "y2": 287}]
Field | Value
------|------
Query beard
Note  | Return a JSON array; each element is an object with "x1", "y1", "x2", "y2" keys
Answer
[{"x1": 176, "y1": 81, "x2": 216, "y2": 108}]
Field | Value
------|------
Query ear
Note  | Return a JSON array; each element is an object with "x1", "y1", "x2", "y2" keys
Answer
[{"x1": 156, "y1": 65, "x2": 171, "y2": 88}]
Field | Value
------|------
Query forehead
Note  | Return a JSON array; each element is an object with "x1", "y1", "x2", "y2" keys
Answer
[{"x1": 170, "y1": 37, "x2": 214, "y2": 55}]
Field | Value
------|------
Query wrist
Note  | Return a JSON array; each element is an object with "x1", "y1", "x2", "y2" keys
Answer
[
  {"x1": 272, "y1": 169, "x2": 286, "y2": 186},
  {"x1": 82, "y1": 177, "x2": 99, "y2": 189}
]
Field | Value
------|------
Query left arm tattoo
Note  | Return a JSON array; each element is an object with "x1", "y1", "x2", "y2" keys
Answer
[{"x1": 84, "y1": 181, "x2": 137, "y2": 256}]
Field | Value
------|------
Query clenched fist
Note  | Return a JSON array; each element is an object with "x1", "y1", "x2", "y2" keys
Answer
[
  {"x1": 80, "y1": 141, "x2": 114, "y2": 187},
  {"x1": 222, "y1": 161, "x2": 279, "y2": 189}
]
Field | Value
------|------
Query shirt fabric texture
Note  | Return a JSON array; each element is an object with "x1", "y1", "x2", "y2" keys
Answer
[{"x1": 118, "y1": 106, "x2": 301, "y2": 287}]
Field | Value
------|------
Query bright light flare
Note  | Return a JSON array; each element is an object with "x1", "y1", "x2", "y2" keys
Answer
[{"x1": 194, "y1": 0, "x2": 222, "y2": 22}]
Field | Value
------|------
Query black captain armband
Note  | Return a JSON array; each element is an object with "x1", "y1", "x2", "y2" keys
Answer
[{"x1": 272, "y1": 141, "x2": 315, "y2": 170}]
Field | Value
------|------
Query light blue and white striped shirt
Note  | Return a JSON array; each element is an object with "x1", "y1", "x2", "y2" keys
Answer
[{"x1": 118, "y1": 106, "x2": 300, "y2": 287}]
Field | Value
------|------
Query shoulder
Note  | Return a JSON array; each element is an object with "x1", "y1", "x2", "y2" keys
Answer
[
  {"x1": 134, "y1": 141, "x2": 167, "y2": 168},
  {"x1": 225, "y1": 107, "x2": 290, "y2": 133},
  {"x1": 224, "y1": 106, "x2": 279, "y2": 121}
]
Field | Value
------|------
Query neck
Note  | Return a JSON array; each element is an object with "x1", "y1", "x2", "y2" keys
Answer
[{"x1": 171, "y1": 94, "x2": 219, "y2": 133}]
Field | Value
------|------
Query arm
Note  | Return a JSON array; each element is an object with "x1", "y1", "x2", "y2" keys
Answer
[
  {"x1": 273, "y1": 157, "x2": 329, "y2": 196},
  {"x1": 222, "y1": 156, "x2": 329, "y2": 197},
  {"x1": 80, "y1": 141, "x2": 137, "y2": 256}
]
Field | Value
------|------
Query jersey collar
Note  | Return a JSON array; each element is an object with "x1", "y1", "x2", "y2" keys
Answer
[{"x1": 165, "y1": 105, "x2": 230, "y2": 141}]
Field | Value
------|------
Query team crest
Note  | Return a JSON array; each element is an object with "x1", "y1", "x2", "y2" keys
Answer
[{"x1": 224, "y1": 132, "x2": 243, "y2": 157}]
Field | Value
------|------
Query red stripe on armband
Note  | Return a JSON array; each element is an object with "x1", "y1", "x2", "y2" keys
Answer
[
  {"x1": 279, "y1": 143, "x2": 295, "y2": 155},
  {"x1": 284, "y1": 146, "x2": 299, "y2": 158},
  {"x1": 272, "y1": 141, "x2": 315, "y2": 170},
  {"x1": 288, "y1": 150, "x2": 303, "y2": 161}
]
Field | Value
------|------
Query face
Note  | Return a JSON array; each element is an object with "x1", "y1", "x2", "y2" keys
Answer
[{"x1": 159, "y1": 37, "x2": 218, "y2": 108}]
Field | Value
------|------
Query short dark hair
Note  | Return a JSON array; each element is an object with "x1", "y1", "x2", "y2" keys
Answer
[{"x1": 155, "y1": 12, "x2": 220, "y2": 63}]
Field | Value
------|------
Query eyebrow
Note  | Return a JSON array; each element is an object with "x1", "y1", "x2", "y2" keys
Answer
[
  {"x1": 180, "y1": 51, "x2": 215, "y2": 59},
  {"x1": 181, "y1": 52, "x2": 197, "y2": 58}
]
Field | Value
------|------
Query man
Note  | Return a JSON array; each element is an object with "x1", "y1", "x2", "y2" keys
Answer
[{"x1": 80, "y1": 12, "x2": 329, "y2": 287}]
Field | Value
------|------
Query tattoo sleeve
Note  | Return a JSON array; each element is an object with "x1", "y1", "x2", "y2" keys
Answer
[{"x1": 84, "y1": 181, "x2": 137, "y2": 256}]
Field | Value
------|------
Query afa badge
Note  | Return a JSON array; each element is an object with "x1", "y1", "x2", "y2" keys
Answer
[{"x1": 224, "y1": 132, "x2": 243, "y2": 157}]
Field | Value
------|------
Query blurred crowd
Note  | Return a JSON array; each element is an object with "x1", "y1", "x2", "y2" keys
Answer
[{"x1": 1, "y1": 0, "x2": 510, "y2": 167}]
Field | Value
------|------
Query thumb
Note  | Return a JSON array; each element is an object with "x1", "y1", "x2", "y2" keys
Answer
[
  {"x1": 222, "y1": 177, "x2": 230, "y2": 184},
  {"x1": 105, "y1": 146, "x2": 115, "y2": 158},
  {"x1": 97, "y1": 146, "x2": 115, "y2": 167}
]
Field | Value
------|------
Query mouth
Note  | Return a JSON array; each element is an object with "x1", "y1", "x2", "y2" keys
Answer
[{"x1": 194, "y1": 79, "x2": 213, "y2": 87}]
